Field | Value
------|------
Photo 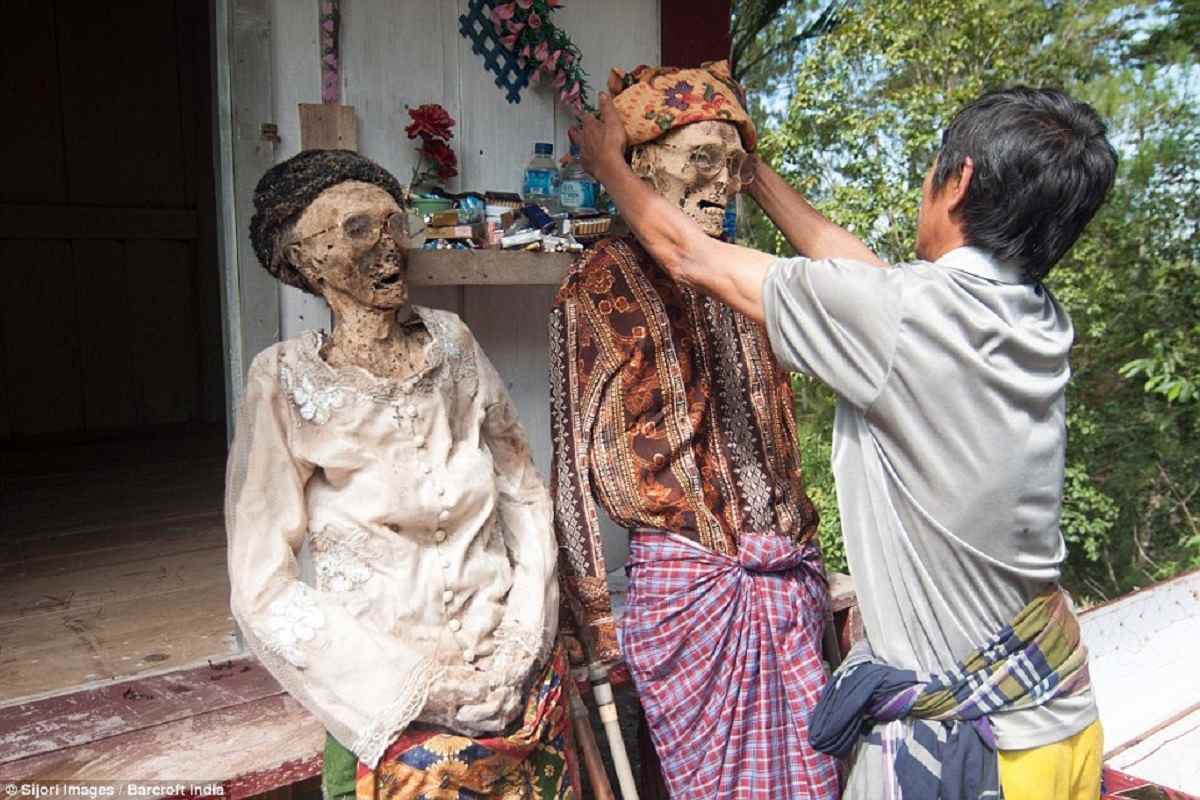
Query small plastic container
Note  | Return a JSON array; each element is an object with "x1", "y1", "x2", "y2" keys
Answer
[
  {"x1": 522, "y1": 142, "x2": 560, "y2": 210},
  {"x1": 559, "y1": 143, "x2": 599, "y2": 211}
]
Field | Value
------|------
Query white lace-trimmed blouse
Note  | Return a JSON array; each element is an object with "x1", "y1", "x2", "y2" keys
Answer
[{"x1": 224, "y1": 305, "x2": 558, "y2": 769}]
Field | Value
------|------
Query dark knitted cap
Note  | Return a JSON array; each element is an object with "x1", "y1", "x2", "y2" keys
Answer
[{"x1": 249, "y1": 149, "x2": 408, "y2": 293}]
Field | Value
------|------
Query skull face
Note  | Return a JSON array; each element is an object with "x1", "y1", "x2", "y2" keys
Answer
[
  {"x1": 284, "y1": 181, "x2": 411, "y2": 310},
  {"x1": 630, "y1": 120, "x2": 748, "y2": 238}
]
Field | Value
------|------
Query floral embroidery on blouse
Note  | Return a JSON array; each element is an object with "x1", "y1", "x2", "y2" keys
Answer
[
  {"x1": 257, "y1": 584, "x2": 327, "y2": 668},
  {"x1": 310, "y1": 525, "x2": 382, "y2": 593},
  {"x1": 279, "y1": 363, "x2": 346, "y2": 425}
]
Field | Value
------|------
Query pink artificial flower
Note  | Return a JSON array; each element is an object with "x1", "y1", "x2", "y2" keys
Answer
[
  {"x1": 562, "y1": 80, "x2": 581, "y2": 102},
  {"x1": 521, "y1": 44, "x2": 533, "y2": 58},
  {"x1": 535, "y1": 41, "x2": 550, "y2": 62},
  {"x1": 553, "y1": 70, "x2": 568, "y2": 88},
  {"x1": 501, "y1": 34, "x2": 517, "y2": 48},
  {"x1": 544, "y1": 49, "x2": 562, "y2": 71},
  {"x1": 517, "y1": 57, "x2": 527, "y2": 69},
  {"x1": 494, "y1": 2, "x2": 515, "y2": 20},
  {"x1": 516, "y1": 0, "x2": 533, "y2": 8},
  {"x1": 528, "y1": 11, "x2": 542, "y2": 29},
  {"x1": 529, "y1": 70, "x2": 541, "y2": 87},
  {"x1": 562, "y1": 52, "x2": 575, "y2": 66},
  {"x1": 507, "y1": 20, "x2": 525, "y2": 33}
]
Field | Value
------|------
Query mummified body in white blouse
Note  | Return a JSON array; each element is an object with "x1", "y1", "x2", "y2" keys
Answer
[
  {"x1": 226, "y1": 307, "x2": 557, "y2": 769},
  {"x1": 228, "y1": 152, "x2": 560, "y2": 777}
]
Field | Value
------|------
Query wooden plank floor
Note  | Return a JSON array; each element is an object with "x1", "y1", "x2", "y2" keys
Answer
[{"x1": 0, "y1": 426, "x2": 239, "y2": 705}]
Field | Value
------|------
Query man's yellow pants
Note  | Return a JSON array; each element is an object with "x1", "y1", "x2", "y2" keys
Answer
[{"x1": 998, "y1": 718, "x2": 1104, "y2": 800}]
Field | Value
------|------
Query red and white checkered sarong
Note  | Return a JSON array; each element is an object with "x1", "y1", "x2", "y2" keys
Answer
[{"x1": 620, "y1": 530, "x2": 839, "y2": 799}]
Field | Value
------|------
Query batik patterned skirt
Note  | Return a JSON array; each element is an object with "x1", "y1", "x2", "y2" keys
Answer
[
  {"x1": 329, "y1": 643, "x2": 575, "y2": 800},
  {"x1": 621, "y1": 530, "x2": 840, "y2": 800}
]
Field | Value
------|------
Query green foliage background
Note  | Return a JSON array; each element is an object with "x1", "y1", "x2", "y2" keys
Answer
[{"x1": 734, "y1": 0, "x2": 1200, "y2": 601}]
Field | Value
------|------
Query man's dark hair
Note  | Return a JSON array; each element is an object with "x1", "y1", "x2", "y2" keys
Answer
[{"x1": 931, "y1": 86, "x2": 1118, "y2": 281}]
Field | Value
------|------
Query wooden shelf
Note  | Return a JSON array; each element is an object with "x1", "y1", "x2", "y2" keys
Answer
[{"x1": 406, "y1": 249, "x2": 577, "y2": 286}]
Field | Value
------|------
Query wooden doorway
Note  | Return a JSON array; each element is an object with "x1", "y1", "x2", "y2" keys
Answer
[{"x1": 0, "y1": 0, "x2": 234, "y2": 706}]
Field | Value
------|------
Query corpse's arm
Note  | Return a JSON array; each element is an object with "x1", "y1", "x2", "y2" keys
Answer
[
  {"x1": 472, "y1": 334, "x2": 559, "y2": 675},
  {"x1": 548, "y1": 275, "x2": 621, "y2": 667},
  {"x1": 225, "y1": 352, "x2": 440, "y2": 769}
]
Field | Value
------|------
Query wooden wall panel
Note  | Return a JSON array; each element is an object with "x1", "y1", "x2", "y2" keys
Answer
[
  {"x1": 1, "y1": 1, "x2": 223, "y2": 440},
  {"x1": 54, "y1": 1, "x2": 187, "y2": 209},
  {"x1": 72, "y1": 240, "x2": 139, "y2": 431},
  {"x1": 2, "y1": 2, "x2": 67, "y2": 205},
  {"x1": 126, "y1": 239, "x2": 199, "y2": 425},
  {"x1": 0, "y1": 241, "x2": 85, "y2": 435}
]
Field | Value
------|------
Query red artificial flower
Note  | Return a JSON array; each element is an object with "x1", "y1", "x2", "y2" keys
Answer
[
  {"x1": 405, "y1": 104, "x2": 455, "y2": 141},
  {"x1": 528, "y1": 11, "x2": 542, "y2": 29},
  {"x1": 501, "y1": 34, "x2": 517, "y2": 49},
  {"x1": 547, "y1": 0, "x2": 563, "y2": 7},
  {"x1": 507, "y1": 20, "x2": 525, "y2": 34},
  {"x1": 420, "y1": 138, "x2": 458, "y2": 179},
  {"x1": 494, "y1": 2, "x2": 515, "y2": 20}
]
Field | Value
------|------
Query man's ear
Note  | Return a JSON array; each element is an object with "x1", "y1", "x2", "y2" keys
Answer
[{"x1": 947, "y1": 156, "x2": 974, "y2": 213}]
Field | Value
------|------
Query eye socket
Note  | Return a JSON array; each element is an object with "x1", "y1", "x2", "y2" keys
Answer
[
  {"x1": 688, "y1": 146, "x2": 725, "y2": 173},
  {"x1": 343, "y1": 215, "x2": 374, "y2": 239}
]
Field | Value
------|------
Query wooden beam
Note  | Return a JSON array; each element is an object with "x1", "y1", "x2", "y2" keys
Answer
[
  {"x1": 407, "y1": 250, "x2": 576, "y2": 286},
  {"x1": 661, "y1": 0, "x2": 732, "y2": 67},
  {"x1": 0, "y1": 205, "x2": 197, "y2": 240}
]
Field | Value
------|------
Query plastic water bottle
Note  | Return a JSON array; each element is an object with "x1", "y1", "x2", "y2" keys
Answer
[
  {"x1": 559, "y1": 144, "x2": 599, "y2": 211},
  {"x1": 522, "y1": 142, "x2": 560, "y2": 210}
]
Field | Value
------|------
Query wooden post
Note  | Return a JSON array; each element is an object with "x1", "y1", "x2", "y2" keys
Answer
[
  {"x1": 298, "y1": 103, "x2": 358, "y2": 150},
  {"x1": 660, "y1": 0, "x2": 732, "y2": 67}
]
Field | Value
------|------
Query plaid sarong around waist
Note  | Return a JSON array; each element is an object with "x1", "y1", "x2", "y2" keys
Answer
[
  {"x1": 352, "y1": 643, "x2": 575, "y2": 800},
  {"x1": 810, "y1": 585, "x2": 1092, "y2": 800},
  {"x1": 620, "y1": 530, "x2": 839, "y2": 800}
]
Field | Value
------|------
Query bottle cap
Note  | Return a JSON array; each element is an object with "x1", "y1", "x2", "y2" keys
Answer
[
  {"x1": 534, "y1": 142, "x2": 554, "y2": 155},
  {"x1": 569, "y1": 143, "x2": 581, "y2": 157}
]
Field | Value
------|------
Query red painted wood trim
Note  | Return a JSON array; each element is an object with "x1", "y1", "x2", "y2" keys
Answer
[
  {"x1": 1102, "y1": 765, "x2": 1198, "y2": 799},
  {"x1": 660, "y1": 0, "x2": 732, "y2": 67}
]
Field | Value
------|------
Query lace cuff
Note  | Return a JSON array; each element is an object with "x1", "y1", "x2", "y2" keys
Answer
[{"x1": 352, "y1": 657, "x2": 442, "y2": 770}]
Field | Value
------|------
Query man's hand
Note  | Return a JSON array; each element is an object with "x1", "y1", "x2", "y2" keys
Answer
[
  {"x1": 746, "y1": 154, "x2": 886, "y2": 266},
  {"x1": 569, "y1": 93, "x2": 627, "y2": 183}
]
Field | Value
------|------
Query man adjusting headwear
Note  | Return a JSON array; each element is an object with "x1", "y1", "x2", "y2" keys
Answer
[{"x1": 550, "y1": 60, "x2": 839, "y2": 800}]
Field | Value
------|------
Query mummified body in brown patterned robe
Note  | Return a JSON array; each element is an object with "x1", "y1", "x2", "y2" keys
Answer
[{"x1": 548, "y1": 234, "x2": 822, "y2": 662}]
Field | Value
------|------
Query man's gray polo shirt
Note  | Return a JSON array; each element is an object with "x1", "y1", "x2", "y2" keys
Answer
[{"x1": 762, "y1": 245, "x2": 1097, "y2": 749}]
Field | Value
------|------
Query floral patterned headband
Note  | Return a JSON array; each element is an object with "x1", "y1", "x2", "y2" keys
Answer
[{"x1": 606, "y1": 59, "x2": 757, "y2": 152}]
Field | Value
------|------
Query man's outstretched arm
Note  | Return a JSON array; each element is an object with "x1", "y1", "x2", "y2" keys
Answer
[{"x1": 748, "y1": 159, "x2": 885, "y2": 266}]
